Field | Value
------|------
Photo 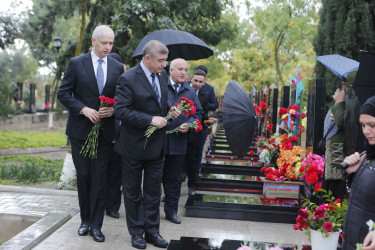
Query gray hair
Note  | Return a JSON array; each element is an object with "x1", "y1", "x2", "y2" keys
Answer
[
  {"x1": 92, "y1": 25, "x2": 114, "y2": 40},
  {"x1": 142, "y1": 40, "x2": 169, "y2": 58}
]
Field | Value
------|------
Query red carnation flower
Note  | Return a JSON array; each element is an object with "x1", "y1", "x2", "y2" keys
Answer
[
  {"x1": 291, "y1": 105, "x2": 298, "y2": 110},
  {"x1": 279, "y1": 107, "x2": 288, "y2": 116},
  {"x1": 249, "y1": 150, "x2": 255, "y2": 156}
]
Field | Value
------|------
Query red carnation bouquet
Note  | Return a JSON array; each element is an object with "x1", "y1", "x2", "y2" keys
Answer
[
  {"x1": 145, "y1": 97, "x2": 196, "y2": 138},
  {"x1": 166, "y1": 119, "x2": 202, "y2": 135},
  {"x1": 80, "y1": 96, "x2": 115, "y2": 159}
]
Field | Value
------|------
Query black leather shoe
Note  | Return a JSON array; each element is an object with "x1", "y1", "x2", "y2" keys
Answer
[
  {"x1": 145, "y1": 233, "x2": 168, "y2": 248},
  {"x1": 90, "y1": 228, "x2": 105, "y2": 242},
  {"x1": 165, "y1": 213, "x2": 181, "y2": 224},
  {"x1": 188, "y1": 188, "x2": 196, "y2": 196},
  {"x1": 78, "y1": 222, "x2": 89, "y2": 236},
  {"x1": 131, "y1": 235, "x2": 146, "y2": 249},
  {"x1": 106, "y1": 210, "x2": 120, "y2": 219}
]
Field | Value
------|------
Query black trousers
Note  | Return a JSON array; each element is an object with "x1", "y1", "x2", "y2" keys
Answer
[
  {"x1": 186, "y1": 127, "x2": 207, "y2": 188},
  {"x1": 122, "y1": 154, "x2": 164, "y2": 236},
  {"x1": 162, "y1": 154, "x2": 185, "y2": 215},
  {"x1": 70, "y1": 136, "x2": 112, "y2": 230},
  {"x1": 106, "y1": 146, "x2": 122, "y2": 213}
]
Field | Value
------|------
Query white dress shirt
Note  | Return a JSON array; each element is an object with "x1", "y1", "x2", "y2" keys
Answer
[{"x1": 91, "y1": 50, "x2": 108, "y2": 86}]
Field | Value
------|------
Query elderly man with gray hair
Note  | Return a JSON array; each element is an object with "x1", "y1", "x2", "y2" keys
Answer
[
  {"x1": 58, "y1": 25, "x2": 124, "y2": 242},
  {"x1": 114, "y1": 40, "x2": 180, "y2": 249}
]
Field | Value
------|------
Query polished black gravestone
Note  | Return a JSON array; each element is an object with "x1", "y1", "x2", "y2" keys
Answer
[
  {"x1": 195, "y1": 174, "x2": 263, "y2": 194},
  {"x1": 167, "y1": 237, "x2": 312, "y2": 250},
  {"x1": 200, "y1": 163, "x2": 263, "y2": 176},
  {"x1": 185, "y1": 194, "x2": 299, "y2": 223}
]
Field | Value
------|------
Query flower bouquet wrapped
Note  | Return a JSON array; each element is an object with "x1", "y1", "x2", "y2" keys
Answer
[
  {"x1": 80, "y1": 96, "x2": 115, "y2": 159},
  {"x1": 295, "y1": 153, "x2": 325, "y2": 186},
  {"x1": 144, "y1": 97, "x2": 196, "y2": 138},
  {"x1": 166, "y1": 119, "x2": 202, "y2": 135}
]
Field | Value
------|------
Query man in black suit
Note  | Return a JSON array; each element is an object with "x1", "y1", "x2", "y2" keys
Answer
[
  {"x1": 185, "y1": 69, "x2": 217, "y2": 196},
  {"x1": 162, "y1": 58, "x2": 202, "y2": 225},
  {"x1": 58, "y1": 25, "x2": 124, "y2": 242},
  {"x1": 114, "y1": 40, "x2": 179, "y2": 249},
  {"x1": 196, "y1": 65, "x2": 218, "y2": 112}
]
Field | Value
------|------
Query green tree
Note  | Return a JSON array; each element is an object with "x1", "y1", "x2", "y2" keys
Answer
[
  {"x1": 0, "y1": 12, "x2": 20, "y2": 49},
  {"x1": 251, "y1": 0, "x2": 319, "y2": 88},
  {"x1": 313, "y1": 0, "x2": 375, "y2": 99},
  {"x1": 0, "y1": 76, "x2": 14, "y2": 126}
]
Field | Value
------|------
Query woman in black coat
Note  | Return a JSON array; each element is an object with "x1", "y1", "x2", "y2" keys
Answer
[{"x1": 342, "y1": 96, "x2": 375, "y2": 250}]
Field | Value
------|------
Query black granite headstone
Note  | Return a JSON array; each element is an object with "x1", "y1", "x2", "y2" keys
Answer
[
  {"x1": 45, "y1": 85, "x2": 50, "y2": 111},
  {"x1": 272, "y1": 88, "x2": 278, "y2": 134},
  {"x1": 282, "y1": 86, "x2": 290, "y2": 108},
  {"x1": 16, "y1": 82, "x2": 23, "y2": 101},
  {"x1": 29, "y1": 83, "x2": 36, "y2": 113},
  {"x1": 306, "y1": 79, "x2": 326, "y2": 153}
]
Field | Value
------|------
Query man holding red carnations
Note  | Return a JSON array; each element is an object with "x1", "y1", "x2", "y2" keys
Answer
[
  {"x1": 114, "y1": 40, "x2": 180, "y2": 249},
  {"x1": 58, "y1": 25, "x2": 124, "y2": 242},
  {"x1": 162, "y1": 58, "x2": 203, "y2": 225}
]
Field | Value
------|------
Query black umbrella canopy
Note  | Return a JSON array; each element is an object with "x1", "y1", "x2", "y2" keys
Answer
[
  {"x1": 353, "y1": 51, "x2": 375, "y2": 104},
  {"x1": 223, "y1": 81, "x2": 257, "y2": 158},
  {"x1": 132, "y1": 29, "x2": 213, "y2": 61}
]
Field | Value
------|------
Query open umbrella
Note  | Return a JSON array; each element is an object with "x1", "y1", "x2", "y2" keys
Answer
[
  {"x1": 132, "y1": 29, "x2": 213, "y2": 61},
  {"x1": 315, "y1": 54, "x2": 359, "y2": 79},
  {"x1": 222, "y1": 81, "x2": 257, "y2": 158},
  {"x1": 352, "y1": 51, "x2": 375, "y2": 104}
]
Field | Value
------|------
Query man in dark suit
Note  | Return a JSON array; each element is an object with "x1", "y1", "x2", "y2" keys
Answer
[
  {"x1": 185, "y1": 69, "x2": 217, "y2": 196},
  {"x1": 196, "y1": 65, "x2": 218, "y2": 112},
  {"x1": 114, "y1": 40, "x2": 179, "y2": 249},
  {"x1": 58, "y1": 25, "x2": 124, "y2": 242},
  {"x1": 162, "y1": 58, "x2": 202, "y2": 225}
]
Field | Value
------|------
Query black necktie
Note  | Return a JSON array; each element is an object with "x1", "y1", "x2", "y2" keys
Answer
[
  {"x1": 173, "y1": 83, "x2": 179, "y2": 94},
  {"x1": 151, "y1": 73, "x2": 161, "y2": 104}
]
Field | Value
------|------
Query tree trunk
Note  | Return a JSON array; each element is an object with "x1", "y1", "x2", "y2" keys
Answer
[
  {"x1": 75, "y1": 0, "x2": 87, "y2": 57},
  {"x1": 274, "y1": 32, "x2": 285, "y2": 88}
]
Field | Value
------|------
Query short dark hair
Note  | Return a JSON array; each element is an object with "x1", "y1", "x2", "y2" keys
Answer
[
  {"x1": 193, "y1": 69, "x2": 206, "y2": 78},
  {"x1": 196, "y1": 65, "x2": 208, "y2": 74},
  {"x1": 108, "y1": 53, "x2": 122, "y2": 63},
  {"x1": 143, "y1": 40, "x2": 169, "y2": 58}
]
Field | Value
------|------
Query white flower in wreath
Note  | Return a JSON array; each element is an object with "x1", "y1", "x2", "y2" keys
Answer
[{"x1": 259, "y1": 149, "x2": 271, "y2": 166}]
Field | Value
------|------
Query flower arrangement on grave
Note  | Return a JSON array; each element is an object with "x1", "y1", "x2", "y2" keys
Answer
[
  {"x1": 294, "y1": 189, "x2": 347, "y2": 238},
  {"x1": 295, "y1": 153, "x2": 325, "y2": 186},
  {"x1": 80, "y1": 96, "x2": 115, "y2": 159},
  {"x1": 261, "y1": 146, "x2": 304, "y2": 181},
  {"x1": 279, "y1": 105, "x2": 307, "y2": 140},
  {"x1": 256, "y1": 134, "x2": 281, "y2": 168}
]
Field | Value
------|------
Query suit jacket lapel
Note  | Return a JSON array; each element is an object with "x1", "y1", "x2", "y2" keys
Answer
[
  {"x1": 136, "y1": 65, "x2": 160, "y2": 106},
  {"x1": 103, "y1": 56, "x2": 113, "y2": 93},
  {"x1": 83, "y1": 53, "x2": 99, "y2": 95}
]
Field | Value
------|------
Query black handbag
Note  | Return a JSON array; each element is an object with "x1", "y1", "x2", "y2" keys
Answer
[{"x1": 316, "y1": 124, "x2": 335, "y2": 155}]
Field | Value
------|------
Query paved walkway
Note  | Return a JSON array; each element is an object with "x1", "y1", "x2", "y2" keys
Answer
[{"x1": 0, "y1": 184, "x2": 308, "y2": 250}]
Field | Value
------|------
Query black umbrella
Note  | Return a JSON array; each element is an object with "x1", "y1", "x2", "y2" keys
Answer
[
  {"x1": 352, "y1": 51, "x2": 375, "y2": 104},
  {"x1": 222, "y1": 81, "x2": 257, "y2": 158},
  {"x1": 132, "y1": 29, "x2": 213, "y2": 61}
]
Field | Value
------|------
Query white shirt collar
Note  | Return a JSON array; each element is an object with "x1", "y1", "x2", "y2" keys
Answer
[{"x1": 91, "y1": 50, "x2": 107, "y2": 64}]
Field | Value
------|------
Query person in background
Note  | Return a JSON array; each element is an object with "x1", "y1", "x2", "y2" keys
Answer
[
  {"x1": 58, "y1": 25, "x2": 124, "y2": 242},
  {"x1": 323, "y1": 86, "x2": 346, "y2": 199},
  {"x1": 162, "y1": 58, "x2": 202, "y2": 224},
  {"x1": 185, "y1": 69, "x2": 216, "y2": 196},
  {"x1": 342, "y1": 96, "x2": 375, "y2": 250},
  {"x1": 196, "y1": 65, "x2": 218, "y2": 112}
]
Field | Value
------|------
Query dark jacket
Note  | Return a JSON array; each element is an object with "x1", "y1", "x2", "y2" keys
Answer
[
  {"x1": 114, "y1": 64, "x2": 169, "y2": 160},
  {"x1": 202, "y1": 82, "x2": 218, "y2": 111},
  {"x1": 57, "y1": 52, "x2": 124, "y2": 142},
  {"x1": 343, "y1": 158, "x2": 375, "y2": 250},
  {"x1": 165, "y1": 80, "x2": 203, "y2": 155}
]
